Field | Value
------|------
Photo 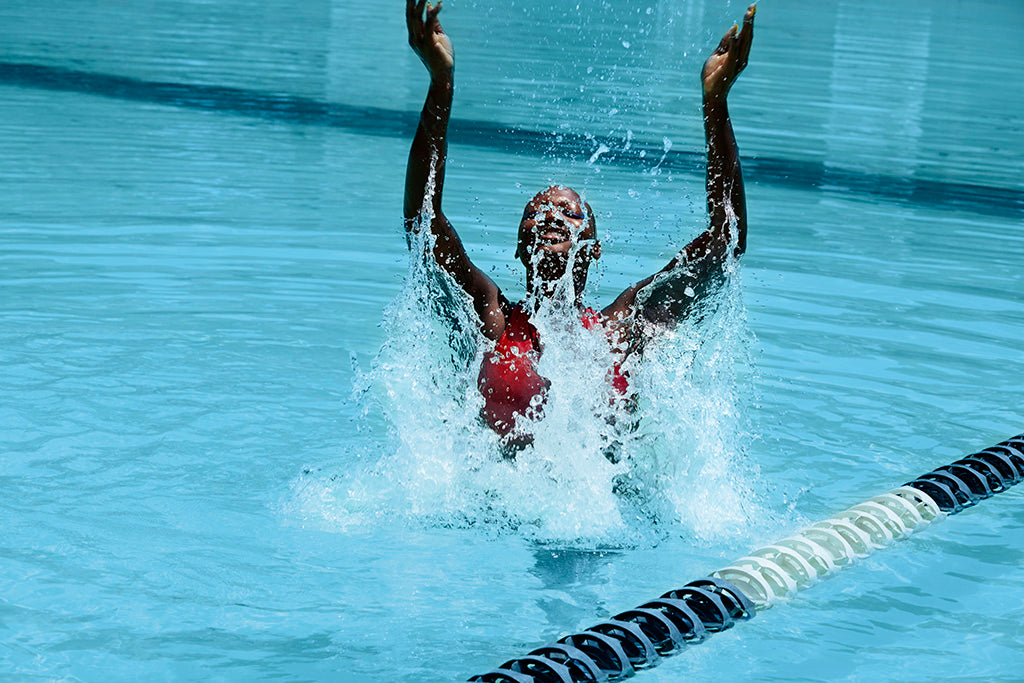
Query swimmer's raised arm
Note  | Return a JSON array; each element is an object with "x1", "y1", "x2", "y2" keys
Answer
[
  {"x1": 603, "y1": 5, "x2": 755, "y2": 334},
  {"x1": 404, "y1": 0, "x2": 506, "y2": 340}
]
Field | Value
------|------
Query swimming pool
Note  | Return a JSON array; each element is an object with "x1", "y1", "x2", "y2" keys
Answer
[{"x1": 2, "y1": 0, "x2": 1022, "y2": 680}]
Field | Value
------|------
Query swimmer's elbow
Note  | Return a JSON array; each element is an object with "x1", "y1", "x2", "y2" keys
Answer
[
  {"x1": 636, "y1": 280, "x2": 695, "y2": 330},
  {"x1": 640, "y1": 299, "x2": 679, "y2": 329}
]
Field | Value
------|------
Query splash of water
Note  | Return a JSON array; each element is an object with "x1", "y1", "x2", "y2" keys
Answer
[{"x1": 289, "y1": 178, "x2": 763, "y2": 546}]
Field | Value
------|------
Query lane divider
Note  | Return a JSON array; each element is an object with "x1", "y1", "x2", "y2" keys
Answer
[{"x1": 468, "y1": 433, "x2": 1023, "y2": 682}]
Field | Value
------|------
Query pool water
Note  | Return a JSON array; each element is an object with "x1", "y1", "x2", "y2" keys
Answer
[{"x1": 2, "y1": 0, "x2": 1022, "y2": 680}]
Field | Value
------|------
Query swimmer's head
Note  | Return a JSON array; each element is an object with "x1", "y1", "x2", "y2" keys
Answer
[{"x1": 515, "y1": 185, "x2": 601, "y2": 298}]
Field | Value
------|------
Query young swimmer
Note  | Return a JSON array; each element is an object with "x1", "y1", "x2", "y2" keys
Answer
[{"x1": 404, "y1": 1, "x2": 755, "y2": 449}]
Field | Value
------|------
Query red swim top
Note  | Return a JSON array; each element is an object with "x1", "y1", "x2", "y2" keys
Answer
[{"x1": 477, "y1": 303, "x2": 629, "y2": 438}]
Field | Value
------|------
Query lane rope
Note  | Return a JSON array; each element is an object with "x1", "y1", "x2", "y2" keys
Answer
[{"x1": 468, "y1": 433, "x2": 1024, "y2": 683}]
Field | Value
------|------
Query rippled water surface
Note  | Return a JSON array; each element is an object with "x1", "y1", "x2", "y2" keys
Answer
[{"x1": 2, "y1": 0, "x2": 1023, "y2": 680}]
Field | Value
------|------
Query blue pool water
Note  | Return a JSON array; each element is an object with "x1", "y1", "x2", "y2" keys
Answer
[{"x1": 2, "y1": 0, "x2": 1023, "y2": 680}]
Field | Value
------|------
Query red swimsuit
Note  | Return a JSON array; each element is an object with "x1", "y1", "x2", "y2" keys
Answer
[{"x1": 477, "y1": 303, "x2": 629, "y2": 437}]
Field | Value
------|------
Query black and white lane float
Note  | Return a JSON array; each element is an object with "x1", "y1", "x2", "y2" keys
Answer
[{"x1": 468, "y1": 433, "x2": 1024, "y2": 683}]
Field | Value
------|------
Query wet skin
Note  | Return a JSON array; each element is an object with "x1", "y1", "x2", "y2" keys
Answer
[
  {"x1": 515, "y1": 185, "x2": 601, "y2": 301},
  {"x1": 404, "y1": 0, "x2": 756, "y2": 441}
]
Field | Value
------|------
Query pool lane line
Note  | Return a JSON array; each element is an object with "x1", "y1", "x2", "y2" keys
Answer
[
  {"x1": 468, "y1": 432, "x2": 1023, "y2": 683},
  {"x1": 2, "y1": 61, "x2": 1022, "y2": 221}
]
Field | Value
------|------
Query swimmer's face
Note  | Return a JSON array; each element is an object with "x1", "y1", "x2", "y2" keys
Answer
[{"x1": 516, "y1": 185, "x2": 600, "y2": 284}]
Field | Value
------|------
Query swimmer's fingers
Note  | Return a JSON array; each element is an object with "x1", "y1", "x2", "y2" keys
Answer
[
  {"x1": 715, "y1": 23, "x2": 738, "y2": 56},
  {"x1": 406, "y1": 0, "x2": 425, "y2": 44},
  {"x1": 702, "y1": 10, "x2": 752, "y2": 99},
  {"x1": 426, "y1": 1, "x2": 445, "y2": 41},
  {"x1": 426, "y1": 0, "x2": 443, "y2": 27},
  {"x1": 406, "y1": 0, "x2": 453, "y2": 74},
  {"x1": 737, "y1": 5, "x2": 755, "y2": 70}
]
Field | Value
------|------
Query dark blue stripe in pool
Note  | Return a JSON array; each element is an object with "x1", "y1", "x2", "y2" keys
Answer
[{"x1": 3, "y1": 61, "x2": 1021, "y2": 220}]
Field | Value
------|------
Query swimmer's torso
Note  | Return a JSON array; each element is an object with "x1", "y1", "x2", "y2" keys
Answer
[{"x1": 477, "y1": 302, "x2": 628, "y2": 438}]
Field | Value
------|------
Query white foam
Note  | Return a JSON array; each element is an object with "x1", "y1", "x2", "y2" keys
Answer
[{"x1": 292, "y1": 181, "x2": 764, "y2": 545}]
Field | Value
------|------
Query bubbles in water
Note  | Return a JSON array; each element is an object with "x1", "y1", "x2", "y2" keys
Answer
[{"x1": 587, "y1": 144, "x2": 610, "y2": 165}]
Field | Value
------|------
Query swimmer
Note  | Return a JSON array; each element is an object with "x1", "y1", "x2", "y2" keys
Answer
[{"x1": 404, "y1": 1, "x2": 755, "y2": 447}]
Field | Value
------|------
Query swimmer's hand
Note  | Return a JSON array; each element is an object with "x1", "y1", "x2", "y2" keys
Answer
[
  {"x1": 407, "y1": 0, "x2": 454, "y2": 79},
  {"x1": 702, "y1": 4, "x2": 755, "y2": 101}
]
